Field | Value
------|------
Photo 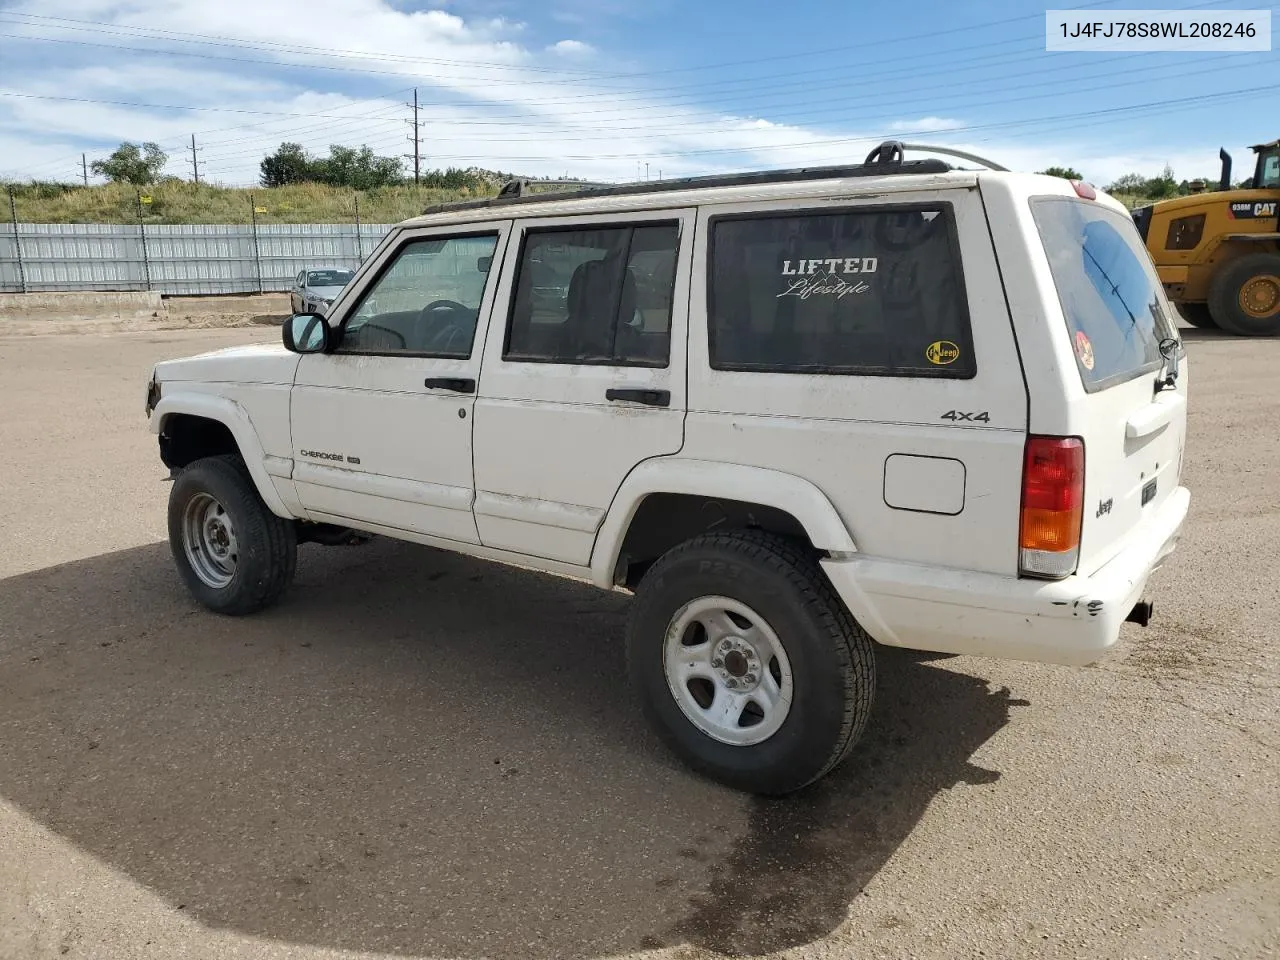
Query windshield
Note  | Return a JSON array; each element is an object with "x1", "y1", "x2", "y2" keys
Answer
[
  {"x1": 307, "y1": 270, "x2": 352, "y2": 286},
  {"x1": 1259, "y1": 149, "x2": 1280, "y2": 189},
  {"x1": 1031, "y1": 198, "x2": 1177, "y2": 392}
]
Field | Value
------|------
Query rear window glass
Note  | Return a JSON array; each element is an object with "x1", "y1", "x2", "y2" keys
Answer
[
  {"x1": 708, "y1": 206, "x2": 975, "y2": 378},
  {"x1": 1031, "y1": 198, "x2": 1176, "y2": 391}
]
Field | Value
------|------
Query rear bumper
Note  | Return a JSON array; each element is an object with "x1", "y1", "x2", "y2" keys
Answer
[{"x1": 822, "y1": 485, "x2": 1190, "y2": 667}]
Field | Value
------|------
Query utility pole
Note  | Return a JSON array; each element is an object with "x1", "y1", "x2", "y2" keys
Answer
[
  {"x1": 189, "y1": 134, "x2": 202, "y2": 184},
  {"x1": 404, "y1": 88, "x2": 421, "y2": 185},
  {"x1": 81, "y1": 153, "x2": 88, "y2": 186}
]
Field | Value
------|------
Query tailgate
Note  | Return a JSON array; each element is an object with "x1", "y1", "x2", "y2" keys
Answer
[{"x1": 1030, "y1": 196, "x2": 1188, "y2": 576}]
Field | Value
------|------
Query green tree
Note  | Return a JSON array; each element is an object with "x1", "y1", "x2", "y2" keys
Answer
[
  {"x1": 1038, "y1": 166, "x2": 1083, "y2": 180},
  {"x1": 89, "y1": 141, "x2": 168, "y2": 185},
  {"x1": 1145, "y1": 163, "x2": 1179, "y2": 200},
  {"x1": 313, "y1": 145, "x2": 403, "y2": 190},
  {"x1": 1106, "y1": 172, "x2": 1148, "y2": 194},
  {"x1": 259, "y1": 142, "x2": 314, "y2": 187}
]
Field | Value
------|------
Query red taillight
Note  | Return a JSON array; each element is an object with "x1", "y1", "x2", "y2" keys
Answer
[
  {"x1": 1070, "y1": 179, "x2": 1097, "y2": 200},
  {"x1": 1019, "y1": 436, "x2": 1084, "y2": 578}
]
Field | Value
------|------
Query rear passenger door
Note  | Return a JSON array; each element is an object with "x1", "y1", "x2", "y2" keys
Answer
[
  {"x1": 471, "y1": 209, "x2": 693, "y2": 565},
  {"x1": 687, "y1": 192, "x2": 1029, "y2": 575}
]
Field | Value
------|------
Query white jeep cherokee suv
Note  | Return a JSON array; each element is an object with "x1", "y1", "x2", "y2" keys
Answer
[{"x1": 145, "y1": 143, "x2": 1190, "y2": 795}]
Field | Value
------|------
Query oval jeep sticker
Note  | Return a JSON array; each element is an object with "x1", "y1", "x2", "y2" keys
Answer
[
  {"x1": 1075, "y1": 330, "x2": 1095, "y2": 370},
  {"x1": 926, "y1": 340, "x2": 960, "y2": 365}
]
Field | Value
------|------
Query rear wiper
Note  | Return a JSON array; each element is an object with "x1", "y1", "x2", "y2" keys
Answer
[{"x1": 1154, "y1": 337, "x2": 1183, "y2": 393}]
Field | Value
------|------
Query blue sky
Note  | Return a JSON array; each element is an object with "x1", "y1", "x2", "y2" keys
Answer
[{"x1": 0, "y1": 0, "x2": 1273, "y2": 187}]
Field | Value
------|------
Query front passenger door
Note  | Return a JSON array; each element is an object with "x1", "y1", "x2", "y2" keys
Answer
[{"x1": 290, "y1": 224, "x2": 510, "y2": 544}]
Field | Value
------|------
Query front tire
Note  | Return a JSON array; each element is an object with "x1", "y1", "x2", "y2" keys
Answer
[
  {"x1": 167, "y1": 455, "x2": 297, "y2": 615},
  {"x1": 1208, "y1": 253, "x2": 1280, "y2": 337},
  {"x1": 627, "y1": 530, "x2": 875, "y2": 795}
]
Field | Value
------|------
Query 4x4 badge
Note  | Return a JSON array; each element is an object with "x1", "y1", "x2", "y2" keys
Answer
[{"x1": 925, "y1": 340, "x2": 960, "y2": 365}]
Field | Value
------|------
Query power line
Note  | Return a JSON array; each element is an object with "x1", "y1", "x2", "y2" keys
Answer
[
  {"x1": 0, "y1": 0, "x2": 1131, "y2": 86},
  {"x1": 114, "y1": 53, "x2": 1277, "y2": 156},
  {"x1": 3, "y1": 45, "x2": 1264, "y2": 148},
  {"x1": 295, "y1": 84, "x2": 1274, "y2": 165},
  {"x1": 0, "y1": 0, "x2": 1252, "y2": 110}
]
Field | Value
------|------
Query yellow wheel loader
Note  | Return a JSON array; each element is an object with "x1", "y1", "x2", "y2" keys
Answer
[{"x1": 1134, "y1": 140, "x2": 1280, "y2": 336}]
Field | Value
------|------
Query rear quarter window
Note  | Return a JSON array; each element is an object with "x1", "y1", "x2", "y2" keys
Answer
[
  {"x1": 1031, "y1": 197, "x2": 1177, "y2": 392},
  {"x1": 708, "y1": 205, "x2": 976, "y2": 378}
]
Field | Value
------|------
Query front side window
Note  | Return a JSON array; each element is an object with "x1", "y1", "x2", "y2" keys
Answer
[
  {"x1": 1031, "y1": 198, "x2": 1176, "y2": 391},
  {"x1": 337, "y1": 234, "x2": 498, "y2": 357},
  {"x1": 505, "y1": 222, "x2": 679, "y2": 367},
  {"x1": 708, "y1": 206, "x2": 975, "y2": 377}
]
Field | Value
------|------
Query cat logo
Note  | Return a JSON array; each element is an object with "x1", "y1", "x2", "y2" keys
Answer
[
  {"x1": 925, "y1": 340, "x2": 960, "y2": 365},
  {"x1": 1229, "y1": 200, "x2": 1277, "y2": 219}
]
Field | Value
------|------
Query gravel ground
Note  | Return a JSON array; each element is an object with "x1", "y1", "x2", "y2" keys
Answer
[{"x1": 0, "y1": 324, "x2": 1275, "y2": 960}]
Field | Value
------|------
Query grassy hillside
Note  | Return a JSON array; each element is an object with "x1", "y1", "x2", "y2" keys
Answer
[
  {"x1": 1, "y1": 180, "x2": 502, "y2": 225},
  {"x1": 3, "y1": 177, "x2": 1149, "y2": 225}
]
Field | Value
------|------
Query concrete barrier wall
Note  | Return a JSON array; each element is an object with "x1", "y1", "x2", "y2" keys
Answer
[{"x1": 0, "y1": 291, "x2": 165, "y2": 321}]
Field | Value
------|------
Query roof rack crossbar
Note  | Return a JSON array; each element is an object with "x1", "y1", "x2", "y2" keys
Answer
[{"x1": 419, "y1": 140, "x2": 992, "y2": 216}]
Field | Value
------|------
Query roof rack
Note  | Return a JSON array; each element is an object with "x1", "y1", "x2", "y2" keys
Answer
[{"x1": 420, "y1": 140, "x2": 1005, "y2": 216}]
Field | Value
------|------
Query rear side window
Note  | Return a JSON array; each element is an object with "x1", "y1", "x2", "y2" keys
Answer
[
  {"x1": 1031, "y1": 198, "x2": 1176, "y2": 392},
  {"x1": 505, "y1": 223, "x2": 679, "y2": 367},
  {"x1": 708, "y1": 206, "x2": 975, "y2": 377}
]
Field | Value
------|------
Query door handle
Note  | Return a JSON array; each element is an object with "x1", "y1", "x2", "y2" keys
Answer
[
  {"x1": 606, "y1": 388, "x2": 670, "y2": 407},
  {"x1": 424, "y1": 377, "x2": 476, "y2": 394}
]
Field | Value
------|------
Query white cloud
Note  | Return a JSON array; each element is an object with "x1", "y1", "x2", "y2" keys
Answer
[
  {"x1": 548, "y1": 39, "x2": 593, "y2": 56},
  {"x1": 889, "y1": 117, "x2": 965, "y2": 133},
  {"x1": 0, "y1": 0, "x2": 1239, "y2": 189}
]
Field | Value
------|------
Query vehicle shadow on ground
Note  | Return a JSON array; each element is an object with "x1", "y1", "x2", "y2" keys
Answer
[{"x1": 0, "y1": 539, "x2": 1022, "y2": 959}]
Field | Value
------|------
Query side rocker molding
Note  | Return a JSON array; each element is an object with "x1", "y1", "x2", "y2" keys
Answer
[
  {"x1": 588, "y1": 458, "x2": 858, "y2": 590},
  {"x1": 150, "y1": 393, "x2": 293, "y2": 520}
]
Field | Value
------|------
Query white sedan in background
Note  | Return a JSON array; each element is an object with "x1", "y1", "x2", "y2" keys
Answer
[{"x1": 289, "y1": 268, "x2": 354, "y2": 316}]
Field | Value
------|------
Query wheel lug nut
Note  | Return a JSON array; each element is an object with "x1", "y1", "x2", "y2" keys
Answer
[{"x1": 711, "y1": 658, "x2": 723, "y2": 668}]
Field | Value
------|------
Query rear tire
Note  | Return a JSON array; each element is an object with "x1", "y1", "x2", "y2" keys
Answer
[
  {"x1": 1175, "y1": 301, "x2": 1217, "y2": 329},
  {"x1": 1208, "y1": 253, "x2": 1280, "y2": 337},
  {"x1": 168, "y1": 455, "x2": 297, "y2": 615},
  {"x1": 626, "y1": 530, "x2": 875, "y2": 795}
]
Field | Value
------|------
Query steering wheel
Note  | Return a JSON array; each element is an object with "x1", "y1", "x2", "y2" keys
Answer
[
  {"x1": 421, "y1": 300, "x2": 471, "y2": 316},
  {"x1": 418, "y1": 301, "x2": 475, "y2": 355}
]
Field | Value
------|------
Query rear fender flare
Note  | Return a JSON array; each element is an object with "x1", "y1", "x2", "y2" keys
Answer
[{"x1": 589, "y1": 458, "x2": 858, "y2": 589}]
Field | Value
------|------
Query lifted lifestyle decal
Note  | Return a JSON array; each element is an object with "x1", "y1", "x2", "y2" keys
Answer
[{"x1": 778, "y1": 257, "x2": 877, "y2": 300}]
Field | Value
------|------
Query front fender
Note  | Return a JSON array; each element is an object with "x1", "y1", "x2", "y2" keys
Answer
[
  {"x1": 151, "y1": 392, "x2": 292, "y2": 519},
  {"x1": 588, "y1": 458, "x2": 858, "y2": 589}
]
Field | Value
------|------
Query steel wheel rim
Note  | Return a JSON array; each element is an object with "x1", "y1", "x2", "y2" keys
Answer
[
  {"x1": 662, "y1": 596, "x2": 794, "y2": 746},
  {"x1": 181, "y1": 492, "x2": 238, "y2": 589},
  {"x1": 1239, "y1": 274, "x2": 1280, "y2": 319}
]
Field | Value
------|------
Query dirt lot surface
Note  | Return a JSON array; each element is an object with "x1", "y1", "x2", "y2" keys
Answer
[{"x1": 0, "y1": 325, "x2": 1276, "y2": 960}]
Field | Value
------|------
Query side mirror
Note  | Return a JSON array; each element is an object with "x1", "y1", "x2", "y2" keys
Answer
[
  {"x1": 282, "y1": 313, "x2": 331, "y2": 354},
  {"x1": 477, "y1": 255, "x2": 492, "y2": 272}
]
